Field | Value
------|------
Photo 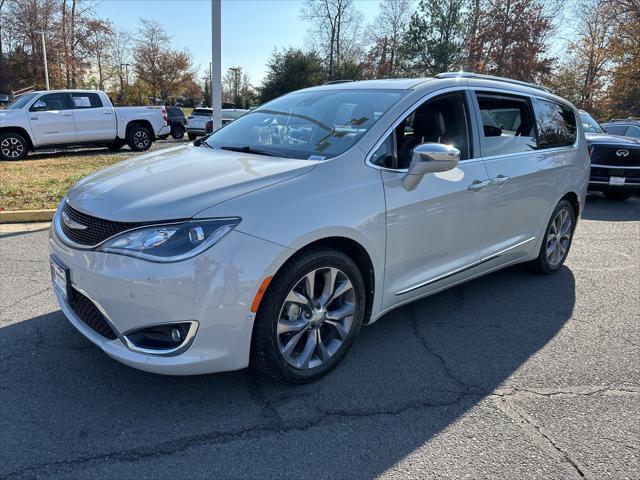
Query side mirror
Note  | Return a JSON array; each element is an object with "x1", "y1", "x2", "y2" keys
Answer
[
  {"x1": 403, "y1": 143, "x2": 460, "y2": 191},
  {"x1": 31, "y1": 100, "x2": 47, "y2": 111}
]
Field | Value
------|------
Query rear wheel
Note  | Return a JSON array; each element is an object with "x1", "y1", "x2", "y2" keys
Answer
[
  {"x1": 0, "y1": 132, "x2": 28, "y2": 161},
  {"x1": 603, "y1": 190, "x2": 634, "y2": 201},
  {"x1": 187, "y1": 133, "x2": 197, "y2": 141},
  {"x1": 529, "y1": 199, "x2": 575, "y2": 274},
  {"x1": 127, "y1": 125, "x2": 152, "y2": 151},
  {"x1": 251, "y1": 248, "x2": 365, "y2": 383},
  {"x1": 171, "y1": 125, "x2": 185, "y2": 139}
]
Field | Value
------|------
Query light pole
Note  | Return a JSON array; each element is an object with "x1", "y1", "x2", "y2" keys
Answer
[
  {"x1": 34, "y1": 30, "x2": 49, "y2": 90},
  {"x1": 211, "y1": 0, "x2": 222, "y2": 130},
  {"x1": 229, "y1": 67, "x2": 240, "y2": 100}
]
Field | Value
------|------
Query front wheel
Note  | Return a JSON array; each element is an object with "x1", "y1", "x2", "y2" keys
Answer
[
  {"x1": 603, "y1": 190, "x2": 634, "y2": 201},
  {"x1": 251, "y1": 248, "x2": 365, "y2": 383},
  {"x1": 529, "y1": 199, "x2": 575, "y2": 274},
  {"x1": 0, "y1": 132, "x2": 28, "y2": 161},
  {"x1": 127, "y1": 125, "x2": 152, "y2": 151}
]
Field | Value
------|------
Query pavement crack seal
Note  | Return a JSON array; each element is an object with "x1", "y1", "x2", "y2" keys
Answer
[{"x1": 493, "y1": 395, "x2": 588, "y2": 479}]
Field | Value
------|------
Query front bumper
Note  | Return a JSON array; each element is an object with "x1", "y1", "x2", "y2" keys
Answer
[
  {"x1": 589, "y1": 164, "x2": 640, "y2": 190},
  {"x1": 49, "y1": 224, "x2": 286, "y2": 375}
]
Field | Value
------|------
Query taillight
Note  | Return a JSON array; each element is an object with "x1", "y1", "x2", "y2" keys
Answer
[{"x1": 162, "y1": 107, "x2": 168, "y2": 124}]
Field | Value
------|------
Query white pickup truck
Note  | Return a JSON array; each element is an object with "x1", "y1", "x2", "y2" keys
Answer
[{"x1": 0, "y1": 89, "x2": 170, "y2": 160}]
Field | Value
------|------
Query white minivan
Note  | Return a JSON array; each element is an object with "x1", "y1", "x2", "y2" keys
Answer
[{"x1": 49, "y1": 73, "x2": 589, "y2": 383}]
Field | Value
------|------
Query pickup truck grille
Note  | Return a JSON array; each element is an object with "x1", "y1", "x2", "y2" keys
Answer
[
  {"x1": 61, "y1": 202, "x2": 144, "y2": 247},
  {"x1": 590, "y1": 145, "x2": 640, "y2": 167}
]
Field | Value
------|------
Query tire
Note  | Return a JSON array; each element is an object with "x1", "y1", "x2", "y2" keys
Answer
[
  {"x1": 603, "y1": 190, "x2": 634, "y2": 201},
  {"x1": 109, "y1": 139, "x2": 126, "y2": 151},
  {"x1": 251, "y1": 247, "x2": 366, "y2": 383},
  {"x1": 0, "y1": 132, "x2": 29, "y2": 161},
  {"x1": 126, "y1": 125, "x2": 152, "y2": 151},
  {"x1": 171, "y1": 125, "x2": 185, "y2": 139},
  {"x1": 529, "y1": 199, "x2": 576, "y2": 274},
  {"x1": 158, "y1": 134, "x2": 170, "y2": 140},
  {"x1": 187, "y1": 133, "x2": 197, "y2": 141}
]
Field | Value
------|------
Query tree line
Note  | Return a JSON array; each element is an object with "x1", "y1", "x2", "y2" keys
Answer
[
  {"x1": 262, "y1": 0, "x2": 639, "y2": 118},
  {"x1": 1, "y1": 0, "x2": 637, "y2": 118}
]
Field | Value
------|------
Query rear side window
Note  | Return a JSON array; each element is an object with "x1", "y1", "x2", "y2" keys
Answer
[
  {"x1": 476, "y1": 93, "x2": 537, "y2": 156},
  {"x1": 605, "y1": 124, "x2": 628, "y2": 135},
  {"x1": 533, "y1": 98, "x2": 577, "y2": 148},
  {"x1": 70, "y1": 93, "x2": 102, "y2": 108}
]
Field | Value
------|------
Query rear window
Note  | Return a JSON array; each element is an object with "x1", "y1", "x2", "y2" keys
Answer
[
  {"x1": 533, "y1": 98, "x2": 577, "y2": 148},
  {"x1": 167, "y1": 107, "x2": 184, "y2": 116},
  {"x1": 604, "y1": 124, "x2": 628, "y2": 136},
  {"x1": 191, "y1": 109, "x2": 212, "y2": 116}
]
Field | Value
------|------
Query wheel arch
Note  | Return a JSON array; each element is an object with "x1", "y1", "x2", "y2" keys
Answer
[
  {"x1": 125, "y1": 120, "x2": 154, "y2": 139},
  {"x1": 0, "y1": 126, "x2": 34, "y2": 150},
  {"x1": 560, "y1": 191, "x2": 580, "y2": 219}
]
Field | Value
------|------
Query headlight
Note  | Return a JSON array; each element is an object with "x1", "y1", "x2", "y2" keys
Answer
[{"x1": 96, "y1": 218, "x2": 240, "y2": 262}]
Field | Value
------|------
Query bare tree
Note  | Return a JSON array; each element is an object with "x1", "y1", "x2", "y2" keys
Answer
[{"x1": 301, "y1": 0, "x2": 365, "y2": 79}]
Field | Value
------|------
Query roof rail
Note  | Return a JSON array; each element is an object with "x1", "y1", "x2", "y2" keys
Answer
[
  {"x1": 435, "y1": 72, "x2": 551, "y2": 93},
  {"x1": 323, "y1": 79, "x2": 355, "y2": 85},
  {"x1": 608, "y1": 118, "x2": 640, "y2": 123}
]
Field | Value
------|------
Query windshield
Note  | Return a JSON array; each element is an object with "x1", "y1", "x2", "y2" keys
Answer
[
  {"x1": 580, "y1": 112, "x2": 605, "y2": 134},
  {"x1": 5, "y1": 92, "x2": 38, "y2": 110},
  {"x1": 205, "y1": 89, "x2": 405, "y2": 159}
]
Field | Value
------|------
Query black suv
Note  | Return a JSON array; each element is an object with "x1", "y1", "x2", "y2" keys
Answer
[
  {"x1": 602, "y1": 119, "x2": 640, "y2": 139},
  {"x1": 580, "y1": 111, "x2": 639, "y2": 201},
  {"x1": 159, "y1": 106, "x2": 187, "y2": 140}
]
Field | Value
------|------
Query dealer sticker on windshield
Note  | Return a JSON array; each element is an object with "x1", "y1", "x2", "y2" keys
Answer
[{"x1": 609, "y1": 176, "x2": 626, "y2": 186}]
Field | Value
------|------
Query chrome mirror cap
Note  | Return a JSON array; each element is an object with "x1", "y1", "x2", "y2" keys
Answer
[{"x1": 404, "y1": 143, "x2": 461, "y2": 191}]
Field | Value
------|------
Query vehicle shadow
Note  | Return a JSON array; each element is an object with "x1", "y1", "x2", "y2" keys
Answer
[
  {"x1": 582, "y1": 193, "x2": 640, "y2": 221},
  {"x1": 0, "y1": 265, "x2": 576, "y2": 478}
]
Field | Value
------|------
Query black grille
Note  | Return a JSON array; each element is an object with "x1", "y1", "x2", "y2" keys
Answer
[
  {"x1": 590, "y1": 145, "x2": 640, "y2": 167},
  {"x1": 61, "y1": 202, "x2": 144, "y2": 246},
  {"x1": 70, "y1": 288, "x2": 118, "y2": 340}
]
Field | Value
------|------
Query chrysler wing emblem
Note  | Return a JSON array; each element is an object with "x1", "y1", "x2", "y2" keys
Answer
[
  {"x1": 616, "y1": 149, "x2": 629, "y2": 157},
  {"x1": 61, "y1": 211, "x2": 87, "y2": 230}
]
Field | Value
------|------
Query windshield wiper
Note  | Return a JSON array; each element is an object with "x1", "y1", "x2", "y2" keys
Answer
[{"x1": 219, "y1": 145, "x2": 290, "y2": 158}]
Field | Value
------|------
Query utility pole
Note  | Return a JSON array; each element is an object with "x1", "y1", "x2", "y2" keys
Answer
[
  {"x1": 34, "y1": 31, "x2": 49, "y2": 90},
  {"x1": 211, "y1": 0, "x2": 222, "y2": 130}
]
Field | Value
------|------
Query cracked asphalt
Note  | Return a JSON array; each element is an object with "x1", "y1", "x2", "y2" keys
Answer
[{"x1": 1, "y1": 195, "x2": 638, "y2": 479}]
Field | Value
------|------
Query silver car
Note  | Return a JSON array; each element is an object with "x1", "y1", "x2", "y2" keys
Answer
[{"x1": 50, "y1": 73, "x2": 589, "y2": 383}]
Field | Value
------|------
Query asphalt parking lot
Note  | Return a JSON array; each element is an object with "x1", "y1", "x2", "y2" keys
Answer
[{"x1": 1, "y1": 195, "x2": 638, "y2": 479}]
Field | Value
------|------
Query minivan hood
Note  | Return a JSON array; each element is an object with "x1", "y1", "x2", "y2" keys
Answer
[
  {"x1": 585, "y1": 132, "x2": 640, "y2": 145},
  {"x1": 66, "y1": 145, "x2": 315, "y2": 222}
]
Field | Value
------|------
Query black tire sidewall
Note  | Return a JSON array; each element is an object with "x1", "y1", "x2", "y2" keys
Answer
[
  {"x1": 171, "y1": 125, "x2": 185, "y2": 139},
  {"x1": 0, "y1": 133, "x2": 28, "y2": 161},
  {"x1": 252, "y1": 248, "x2": 365, "y2": 383},
  {"x1": 536, "y1": 199, "x2": 576, "y2": 274}
]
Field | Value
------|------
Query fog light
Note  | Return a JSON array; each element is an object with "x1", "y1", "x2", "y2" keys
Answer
[{"x1": 123, "y1": 321, "x2": 197, "y2": 355}]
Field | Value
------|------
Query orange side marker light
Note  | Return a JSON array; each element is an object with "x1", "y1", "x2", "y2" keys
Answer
[{"x1": 251, "y1": 276, "x2": 273, "y2": 313}]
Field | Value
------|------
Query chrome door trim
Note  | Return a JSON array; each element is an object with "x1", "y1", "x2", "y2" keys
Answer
[{"x1": 395, "y1": 236, "x2": 536, "y2": 295}]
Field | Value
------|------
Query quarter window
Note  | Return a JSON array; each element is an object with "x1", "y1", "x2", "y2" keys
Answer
[
  {"x1": 625, "y1": 125, "x2": 640, "y2": 138},
  {"x1": 476, "y1": 93, "x2": 536, "y2": 156},
  {"x1": 533, "y1": 98, "x2": 577, "y2": 148},
  {"x1": 70, "y1": 92, "x2": 103, "y2": 108}
]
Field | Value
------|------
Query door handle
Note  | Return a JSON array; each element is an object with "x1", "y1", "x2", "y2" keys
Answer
[
  {"x1": 61, "y1": 112, "x2": 73, "y2": 117},
  {"x1": 103, "y1": 111, "x2": 113, "y2": 114},
  {"x1": 491, "y1": 175, "x2": 510, "y2": 186},
  {"x1": 468, "y1": 179, "x2": 491, "y2": 191},
  {"x1": 30, "y1": 116, "x2": 38, "y2": 120}
]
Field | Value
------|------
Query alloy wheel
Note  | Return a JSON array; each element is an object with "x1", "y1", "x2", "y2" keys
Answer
[
  {"x1": 1, "y1": 137, "x2": 24, "y2": 159},
  {"x1": 134, "y1": 130, "x2": 150, "y2": 149},
  {"x1": 277, "y1": 267, "x2": 356, "y2": 369},
  {"x1": 546, "y1": 208, "x2": 572, "y2": 266}
]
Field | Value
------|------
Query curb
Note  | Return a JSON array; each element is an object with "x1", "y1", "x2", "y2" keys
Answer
[{"x1": 0, "y1": 209, "x2": 56, "y2": 223}]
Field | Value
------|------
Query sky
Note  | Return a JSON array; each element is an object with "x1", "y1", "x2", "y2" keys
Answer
[{"x1": 94, "y1": 0, "x2": 383, "y2": 87}]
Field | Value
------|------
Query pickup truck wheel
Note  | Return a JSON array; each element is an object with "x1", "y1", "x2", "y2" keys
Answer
[
  {"x1": 171, "y1": 125, "x2": 185, "y2": 139},
  {"x1": 188, "y1": 133, "x2": 197, "y2": 141},
  {"x1": 127, "y1": 125, "x2": 152, "y2": 151},
  {"x1": 0, "y1": 132, "x2": 28, "y2": 161}
]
